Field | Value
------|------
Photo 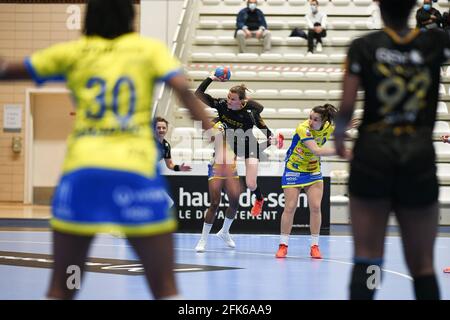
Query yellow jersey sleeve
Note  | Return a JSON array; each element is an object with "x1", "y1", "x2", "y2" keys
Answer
[
  {"x1": 328, "y1": 124, "x2": 335, "y2": 138},
  {"x1": 25, "y1": 41, "x2": 79, "y2": 85},
  {"x1": 296, "y1": 122, "x2": 314, "y2": 142},
  {"x1": 149, "y1": 39, "x2": 181, "y2": 82}
]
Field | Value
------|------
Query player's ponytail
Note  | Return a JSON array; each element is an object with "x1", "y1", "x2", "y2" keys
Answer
[{"x1": 312, "y1": 104, "x2": 338, "y2": 128}]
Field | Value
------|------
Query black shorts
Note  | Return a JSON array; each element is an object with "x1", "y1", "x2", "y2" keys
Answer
[{"x1": 349, "y1": 129, "x2": 438, "y2": 207}]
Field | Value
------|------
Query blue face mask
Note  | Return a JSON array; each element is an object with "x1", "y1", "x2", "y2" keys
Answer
[
  {"x1": 423, "y1": 4, "x2": 431, "y2": 11},
  {"x1": 248, "y1": 3, "x2": 257, "y2": 11}
]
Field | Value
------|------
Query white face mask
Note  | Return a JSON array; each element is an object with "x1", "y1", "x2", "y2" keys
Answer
[
  {"x1": 248, "y1": 3, "x2": 257, "y2": 11},
  {"x1": 311, "y1": 5, "x2": 318, "y2": 13}
]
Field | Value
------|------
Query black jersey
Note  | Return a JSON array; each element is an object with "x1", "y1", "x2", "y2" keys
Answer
[
  {"x1": 157, "y1": 139, "x2": 171, "y2": 161},
  {"x1": 347, "y1": 28, "x2": 450, "y2": 133},
  {"x1": 346, "y1": 28, "x2": 448, "y2": 206},
  {"x1": 195, "y1": 77, "x2": 273, "y2": 138}
]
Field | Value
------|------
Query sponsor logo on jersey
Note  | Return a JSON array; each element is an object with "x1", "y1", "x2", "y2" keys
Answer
[{"x1": 285, "y1": 171, "x2": 300, "y2": 177}]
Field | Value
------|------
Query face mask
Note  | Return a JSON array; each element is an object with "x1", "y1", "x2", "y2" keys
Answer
[
  {"x1": 311, "y1": 5, "x2": 318, "y2": 14},
  {"x1": 248, "y1": 3, "x2": 257, "y2": 11},
  {"x1": 423, "y1": 4, "x2": 431, "y2": 11}
]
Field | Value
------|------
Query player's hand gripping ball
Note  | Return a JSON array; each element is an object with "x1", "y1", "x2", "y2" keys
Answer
[{"x1": 214, "y1": 67, "x2": 231, "y2": 81}]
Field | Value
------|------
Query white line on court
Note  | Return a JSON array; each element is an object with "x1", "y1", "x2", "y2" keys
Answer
[
  {"x1": 2, "y1": 232, "x2": 448, "y2": 281},
  {"x1": 0, "y1": 238, "x2": 413, "y2": 280},
  {"x1": 176, "y1": 248, "x2": 414, "y2": 281}
]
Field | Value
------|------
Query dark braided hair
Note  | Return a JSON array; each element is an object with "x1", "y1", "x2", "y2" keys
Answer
[
  {"x1": 312, "y1": 104, "x2": 338, "y2": 129},
  {"x1": 84, "y1": 0, "x2": 135, "y2": 39}
]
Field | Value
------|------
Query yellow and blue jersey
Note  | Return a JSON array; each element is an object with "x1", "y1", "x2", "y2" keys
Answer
[
  {"x1": 25, "y1": 33, "x2": 181, "y2": 236},
  {"x1": 284, "y1": 120, "x2": 334, "y2": 173},
  {"x1": 25, "y1": 32, "x2": 181, "y2": 178}
]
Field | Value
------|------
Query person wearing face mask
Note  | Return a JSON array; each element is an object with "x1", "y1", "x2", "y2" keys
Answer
[
  {"x1": 235, "y1": 0, "x2": 271, "y2": 53},
  {"x1": 306, "y1": 0, "x2": 327, "y2": 54},
  {"x1": 416, "y1": 0, "x2": 442, "y2": 30},
  {"x1": 195, "y1": 73, "x2": 283, "y2": 224}
]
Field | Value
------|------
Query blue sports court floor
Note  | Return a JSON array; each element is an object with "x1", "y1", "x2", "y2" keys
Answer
[{"x1": 0, "y1": 230, "x2": 449, "y2": 300}]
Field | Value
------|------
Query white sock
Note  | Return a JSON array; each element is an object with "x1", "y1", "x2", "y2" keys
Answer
[
  {"x1": 280, "y1": 234, "x2": 289, "y2": 246},
  {"x1": 201, "y1": 223, "x2": 213, "y2": 240},
  {"x1": 311, "y1": 234, "x2": 319, "y2": 246},
  {"x1": 221, "y1": 217, "x2": 234, "y2": 233}
]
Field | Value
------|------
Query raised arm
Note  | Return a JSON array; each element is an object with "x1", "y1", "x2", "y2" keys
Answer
[
  {"x1": 168, "y1": 74, "x2": 212, "y2": 131},
  {"x1": 195, "y1": 76, "x2": 221, "y2": 109}
]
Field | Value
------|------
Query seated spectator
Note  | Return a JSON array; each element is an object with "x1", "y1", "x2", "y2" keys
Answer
[
  {"x1": 235, "y1": 0, "x2": 271, "y2": 53},
  {"x1": 306, "y1": 0, "x2": 327, "y2": 54},
  {"x1": 416, "y1": 0, "x2": 442, "y2": 30}
]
